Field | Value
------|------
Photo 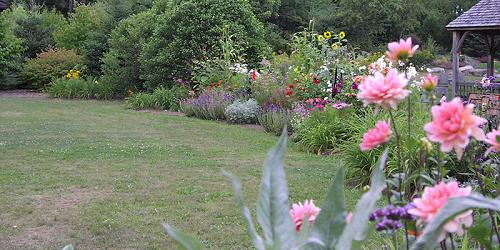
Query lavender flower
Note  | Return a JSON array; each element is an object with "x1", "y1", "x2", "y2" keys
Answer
[
  {"x1": 376, "y1": 218, "x2": 403, "y2": 231},
  {"x1": 370, "y1": 203, "x2": 416, "y2": 232}
]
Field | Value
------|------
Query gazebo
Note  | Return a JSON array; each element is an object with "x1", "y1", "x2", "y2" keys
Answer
[{"x1": 446, "y1": 0, "x2": 500, "y2": 97}]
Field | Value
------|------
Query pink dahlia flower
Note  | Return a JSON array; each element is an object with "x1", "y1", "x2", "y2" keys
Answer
[
  {"x1": 424, "y1": 97, "x2": 486, "y2": 159},
  {"x1": 420, "y1": 73, "x2": 438, "y2": 91},
  {"x1": 357, "y1": 69, "x2": 410, "y2": 109},
  {"x1": 408, "y1": 181, "x2": 473, "y2": 241},
  {"x1": 485, "y1": 127, "x2": 500, "y2": 156},
  {"x1": 360, "y1": 121, "x2": 392, "y2": 151},
  {"x1": 386, "y1": 37, "x2": 419, "y2": 62},
  {"x1": 289, "y1": 200, "x2": 320, "y2": 231}
]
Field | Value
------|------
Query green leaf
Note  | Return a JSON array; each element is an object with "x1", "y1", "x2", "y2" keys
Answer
[
  {"x1": 309, "y1": 167, "x2": 347, "y2": 249},
  {"x1": 62, "y1": 244, "x2": 74, "y2": 250},
  {"x1": 336, "y1": 148, "x2": 389, "y2": 250},
  {"x1": 256, "y1": 128, "x2": 295, "y2": 249},
  {"x1": 223, "y1": 170, "x2": 265, "y2": 250},
  {"x1": 162, "y1": 223, "x2": 202, "y2": 250},
  {"x1": 411, "y1": 195, "x2": 500, "y2": 250},
  {"x1": 460, "y1": 231, "x2": 468, "y2": 250}
]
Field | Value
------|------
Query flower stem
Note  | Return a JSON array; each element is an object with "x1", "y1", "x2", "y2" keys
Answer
[
  {"x1": 389, "y1": 109, "x2": 403, "y2": 199},
  {"x1": 449, "y1": 233, "x2": 455, "y2": 250},
  {"x1": 389, "y1": 109, "x2": 408, "y2": 249},
  {"x1": 436, "y1": 146, "x2": 441, "y2": 182}
]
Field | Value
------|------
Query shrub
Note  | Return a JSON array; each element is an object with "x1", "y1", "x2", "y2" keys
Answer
[
  {"x1": 126, "y1": 86, "x2": 191, "y2": 111},
  {"x1": 14, "y1": 9, "x2": 65, "y2": 59},
  {"x1": 20, "y1": 48, "x2": 84, "y2": 89},
  {"x1": 82, "y1": 0, "x2": 153, "y2": 76},
  {"x1": 410, "y1": 49, "x2": 435, "y2": 68},
  {"x1": 101, "y1": 11, "x2": 155, "y2": 97},
  {"x1": 181, "y1": 90, "x2": 235, "y2": 120},
  {"x1": 53, "y1": 4, "x2": 106, "y2": 52},
  {"x1": 225, "y1": 99, "x2": 260, "y2": 124},
  {"x1": 294, "y1": 106, "x2": 355, "y2": 154},
  {"x1": 257, "y1": 106, "x2": 291, "y2": 136},
  {"x1": 0, "y1": 9, "x2": 24, "y2": 81},
  {"x1": 47, "y1": 77, "x2": 113, "y2": 99},
  {"x1": 140, "y1": 0, "x2": 269, "y2": 89}
]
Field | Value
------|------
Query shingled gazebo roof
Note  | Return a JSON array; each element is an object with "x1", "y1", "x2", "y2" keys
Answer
[
  {"x1": 0, "y1": 0, "x2": 10, "y2": 12},
  {"x1": 446, "y1": 0, "x2": 500, "y2": 31}
]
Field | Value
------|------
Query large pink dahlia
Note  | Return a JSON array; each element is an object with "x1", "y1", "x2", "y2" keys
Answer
[
  {"x1": 424, "y1": 97, "x2": 486, "y2": 159},
  {"x1": 408, "y1": 181, "x2": 473, "y2": 241},
  {"x1": 357, "y1": 68, "x2": 410, "y2": 109}
]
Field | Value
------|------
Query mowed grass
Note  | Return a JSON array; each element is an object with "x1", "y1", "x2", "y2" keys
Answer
[{"x1": 0, "y1": 97, "x2": 362, "y2": 249}]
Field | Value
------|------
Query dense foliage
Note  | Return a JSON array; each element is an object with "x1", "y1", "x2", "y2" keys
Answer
[
  {"x1": 47, "y1": 77, "x2": 113, "y2": 99},
  {"x1": 140, "y1": 0, "x2": 269, "y2": 89},
  {"x1": 101, "y1": 11, "x2": 154, "y2": 97},
  {"x1": 126, "y1": 86, "x2": 189, "y2": 111},
  {"x1": 14, "y1": 9, "x2": 64, "y2": 59},
  {"x1": 0, "y1": 9, "x2": 24, "y2": 84},
  {"x1": 20, "y1": 48, "x2": 83, "y2": 89}
]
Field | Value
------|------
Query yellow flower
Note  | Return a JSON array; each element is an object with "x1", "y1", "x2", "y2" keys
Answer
[
  {"x1": 339, "y1": 31, "x2": 346, "y2": 39},
  {"x1": 317, "y1": 35, "x2": 325, "y2": 42},
  {"x1": 323, "y1": 31, "x2": 332, "y2": 39},
  {"x1": 331, "y1": 43, "x2": 339, "y2": 50}
]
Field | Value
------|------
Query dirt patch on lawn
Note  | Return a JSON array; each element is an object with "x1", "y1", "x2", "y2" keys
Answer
[
  {"x1": 1, "y1": 187, "x2": 109, "y2": 249},
  {"x1": 238, "y1": 123, "x2": 266, "y2": 132},
  {"x1": 138, "y1": 109, "x2": 186, "y2": 116},
  {"x1": 0, "y1": 90, "x2": 47, "y2": 98}
]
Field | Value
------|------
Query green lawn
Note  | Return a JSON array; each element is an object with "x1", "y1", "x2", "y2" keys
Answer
[{"x1": 0, "y1": 97, "x2": 362, "y2": 249}]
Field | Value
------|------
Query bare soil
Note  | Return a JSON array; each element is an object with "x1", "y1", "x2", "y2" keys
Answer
[{"x1": 0, "y1": 90, "x2": 47, "y2": 98}]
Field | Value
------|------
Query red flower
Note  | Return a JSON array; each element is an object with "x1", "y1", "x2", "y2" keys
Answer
[
  {"x1": 288, "y1": 84, "x2": 295, "y2": 89},
  {"x1": 286, "y1": 90, "x2": 293, "y2": 97},
  {"x1": 312, "y1": 77, "x2": 320, "y2": 84}
]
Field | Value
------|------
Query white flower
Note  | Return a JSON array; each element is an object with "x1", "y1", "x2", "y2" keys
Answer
[
  {"x1": 406, "y1": 66, "x2": 418, "y2": 79},
  {"x1": 358, "y1": 66, "x2": 367, "y2": 71}
]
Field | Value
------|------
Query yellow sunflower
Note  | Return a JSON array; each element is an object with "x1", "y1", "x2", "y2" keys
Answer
[
  {"x1": 338, "y1": 31, "x2": 346, "y2": 39},
  {"x1": 323, "y1": 31, "x2": 332, "y2": 39},
  {"x1": 317, "y1": 35, "x2": 325, "y2": 42},
  {"x1": 331, "y1": 43, "x2": 339, "y2": 50}
]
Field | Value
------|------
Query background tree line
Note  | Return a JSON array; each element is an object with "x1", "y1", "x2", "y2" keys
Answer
[{"x1": 5, "y1": 0, "x2": 479, "y2": 52}]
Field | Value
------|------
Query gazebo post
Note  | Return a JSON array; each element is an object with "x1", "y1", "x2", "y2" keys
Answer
[
  {"x1": 485, "y1": 34, "x2": 496, "y2": 77},
  {"x1": 451, "y1": 31, "x2": 460, "y2": 97},
  {"x1": 451, "y1": 31, "x2": 470, "y2": 97}
]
